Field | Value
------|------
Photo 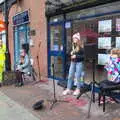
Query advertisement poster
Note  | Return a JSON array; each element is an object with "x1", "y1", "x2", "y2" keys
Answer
[
  {"x1": 116, "y1": 37, "x2": 120, "y2": 48},
  {"x1": 98, "y1": 54, "x2": 110, "y2": 65},
  {"x1": 98, "y1": 37, "x2": 111, "y2": 49},
  {"x1": 98, "y1": 20, "x2": 112, "y2": 33}
]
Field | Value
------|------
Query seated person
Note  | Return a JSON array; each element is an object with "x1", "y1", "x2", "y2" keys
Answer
[
  {"x1": 15, "y1": 49, "x2": 31, "y2": 86},
  {"x1": 105, "y1": 48, "x2": 120, "y2": 83},
  {"x1": 100, "y1": 48, "x2": 120, "y2": 103}
]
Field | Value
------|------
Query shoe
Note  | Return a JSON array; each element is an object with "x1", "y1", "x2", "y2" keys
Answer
[
  {"x1": 73, "y1": 89, "x2": 80, "y2": 96},
  {"x1": 107, "y1": 97, "x2": 116, "y2": 103},
  {"x1": 100, "y1": 97, "x2": 109, "y2": 104},
  {"x1": 17, "y1": 82, "x2": 24, "y2": 87},
  {"x1": 15, "y1": 83, "x2": 19, "y2": 87},
  {"x1": 62, "y1": 89, "x2": 72, "y2": 95}
]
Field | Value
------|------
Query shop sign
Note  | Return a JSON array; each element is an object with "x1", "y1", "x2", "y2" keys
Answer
[
  {"x1": 13, "y1": 10, "x2": 29, "y2": 26},
  {"x1": 65, "y1": 22, "x2": 71, "y2": 29}
]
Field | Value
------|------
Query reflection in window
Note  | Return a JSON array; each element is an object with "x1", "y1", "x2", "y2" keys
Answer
[{"x1": 51, "y1": 56, "x2": 63, "y2": 79}]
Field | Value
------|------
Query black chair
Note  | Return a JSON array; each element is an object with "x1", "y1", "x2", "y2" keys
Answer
[{"x1": 98, "y1": 80, "x2": 120, "y2": 112}]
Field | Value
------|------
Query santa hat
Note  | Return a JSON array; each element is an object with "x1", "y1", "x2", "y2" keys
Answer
[{"x1": 72, "y1": 32, "x2": 80, "y2": 41}]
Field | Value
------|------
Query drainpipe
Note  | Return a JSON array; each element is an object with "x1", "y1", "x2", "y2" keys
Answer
[{"x1": 4, "y1": 0, "x2": 11, "y2": 71}]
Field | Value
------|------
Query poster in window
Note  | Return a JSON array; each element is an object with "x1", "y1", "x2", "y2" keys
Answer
[
  {"x1": 98, "y1": 54, "x2": 110, "y2": 65},
  {"x1": 98, "y1": 37, "x2": 111, "y2": 49},
  {"x1": 116, "y1": 18, "x2": 120, "y2": 31},
  {"x1": 116, "y1": 37, "x2": 120, "y2": 48},
  {"x1": 98, "y1": 20, "x2": 112, "y2": 33}
]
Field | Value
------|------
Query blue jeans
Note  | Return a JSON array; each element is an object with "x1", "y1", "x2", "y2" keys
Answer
[{"x1": 67, "y1": 61, "x2": 84, "y2": 89}]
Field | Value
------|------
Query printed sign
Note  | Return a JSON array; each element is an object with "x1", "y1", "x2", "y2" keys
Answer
[
  {"x1": 116, "y1": 18, "x2": 120, "y2": 31},
  {"x1": 98, "y1": 20, "x2": 112, "y2": 33},
  {"x1": 13, "y1": 10, "x2": 29, "y2": 26},
  {"x1": 65, "y1": 22, "x2": 71, "y2": 29},
  {"x1": 98, "y1": 37, "x2": 111, "y2": 49}
]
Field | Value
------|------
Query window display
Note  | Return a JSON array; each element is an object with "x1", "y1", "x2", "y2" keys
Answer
[
  {"x1": 98, "y1": 54, "x2": 110, "y2": 65},
  {"x1": 98, "y1": 20, "x2": 112, "y2": 33},
  {"x1": 98, "y1": 37, "x2": 111, "y2": 49},
  {"x1": 116, "y1": 37, "x2": 120, "y2": 48}
]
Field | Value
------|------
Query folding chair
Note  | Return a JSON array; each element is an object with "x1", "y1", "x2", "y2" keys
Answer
[{"x1": 98, "y1": 80, "x2": 120, "y2": 112}]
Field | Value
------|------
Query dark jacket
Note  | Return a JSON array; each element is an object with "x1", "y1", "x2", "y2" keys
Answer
[{"x1": 71, "y1": 48, "x2": 84, "y2": 62}]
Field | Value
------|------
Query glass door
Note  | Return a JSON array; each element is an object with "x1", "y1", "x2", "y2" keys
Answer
[
  {"x1": 48, "y1": 22, "x2": 65, "y2": 80},
  {"x1": 14, "y1": 24, "x2": 30, "y2": 66}
]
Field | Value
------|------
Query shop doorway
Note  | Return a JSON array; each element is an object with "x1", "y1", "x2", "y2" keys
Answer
[
  {"x1": 48, "y1": 22, "x2": 66, "y2": 80},
  {"x1": 14, "y1": 24, "x2": 30, "y2": 67}
]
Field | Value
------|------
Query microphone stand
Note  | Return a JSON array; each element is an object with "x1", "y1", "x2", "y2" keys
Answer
[
  {"x1": 76, "y1": 58, "x2": 98, "y2": 118},
  {"x1": 48, "y1": 63, "x2": 67, "y2": 110},
  {"x1": 87, "y1": 58, "x2": 97, "y2": 118}
]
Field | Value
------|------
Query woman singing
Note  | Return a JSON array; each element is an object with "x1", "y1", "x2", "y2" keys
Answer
[{"x1": 63, "y1": 32, "x2": 85, "y2": 96}]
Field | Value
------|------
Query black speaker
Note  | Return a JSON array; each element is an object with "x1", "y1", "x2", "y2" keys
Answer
[
  {"x1": 22, "y1": 43, "x2": 29, "y2": 53},
  {"x1": 84, "y1": 43, "x2": 97, "y2": 60}
]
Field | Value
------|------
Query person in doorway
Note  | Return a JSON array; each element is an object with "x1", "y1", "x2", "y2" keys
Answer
[
  {"x1": 62, "y1": 32, "x2": 85, "y2": 96},
  {"x1": 0, "y1": 39, "x2": 6, "y2": 87},
  {"x1": 16, "y1": 49, "x2": 30, "y2": 87}
]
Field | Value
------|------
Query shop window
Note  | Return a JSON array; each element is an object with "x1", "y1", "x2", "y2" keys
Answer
[
  {"x1": 50, "y1": 25, "x2": 63, "y2": 51},
  {"x1": 51, "y1": 56, "x2": 64, "y2": 79}
]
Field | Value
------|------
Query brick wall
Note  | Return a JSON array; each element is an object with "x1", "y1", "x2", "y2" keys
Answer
[{"x1": 8, "y1": 0, "x2": 48, "y2": 78}]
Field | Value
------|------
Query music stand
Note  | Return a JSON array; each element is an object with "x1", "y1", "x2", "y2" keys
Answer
[{"x1": 48, "y1": 63, "x2": 67, "y2": 110}]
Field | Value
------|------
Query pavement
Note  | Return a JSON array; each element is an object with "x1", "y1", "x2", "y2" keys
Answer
[{"x1": 0, "y1": 78, "x2": 120, "y2": 120}]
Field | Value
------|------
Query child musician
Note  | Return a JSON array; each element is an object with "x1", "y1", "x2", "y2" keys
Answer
[
  {"x1": 105, "y1": 48, "x2": 120, "y2": 83},
  {"x1": 62, "y1": 32, "x2": 85, "y2": 96},
  {"x1": 100, "y1": 48, "x2": 120, "y2": 103}
]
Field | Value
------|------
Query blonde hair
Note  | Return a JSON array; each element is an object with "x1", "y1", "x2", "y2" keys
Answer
[{"x1": 110, "y1": 48, "x2": 120, "y2": 58}]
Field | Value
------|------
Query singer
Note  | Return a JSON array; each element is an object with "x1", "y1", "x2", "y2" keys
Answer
[{"x1": 62, "y1": 32, "x2": 85, "y2": 96}]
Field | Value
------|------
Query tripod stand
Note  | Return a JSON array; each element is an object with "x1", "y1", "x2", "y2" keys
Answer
[
  {"x1": 48, "y1": 63, "x2": 67, "y2": 110},
  {"x1": 87, "y1": 59, "x2": 98, "y2": 118}
]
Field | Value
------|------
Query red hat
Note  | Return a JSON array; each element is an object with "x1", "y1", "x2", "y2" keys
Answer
[{"x1": 72, "y1": 32, "x2": 80, "y2": 41}]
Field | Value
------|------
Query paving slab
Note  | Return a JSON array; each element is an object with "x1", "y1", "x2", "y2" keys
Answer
[
  {"x1": 0, "y1": 80, "x2": 120, "y2": 120},
  {"x1": 0, "y1": 91, "x2": 40, "y2": 120}
]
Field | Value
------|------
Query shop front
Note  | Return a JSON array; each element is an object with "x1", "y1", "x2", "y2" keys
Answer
[
  {"x1": 13, "y1": 10, "x2": 30, "y2": 67},
  {"x1": 47, "y1": 1, "x2": 120, "y2": 84}
]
